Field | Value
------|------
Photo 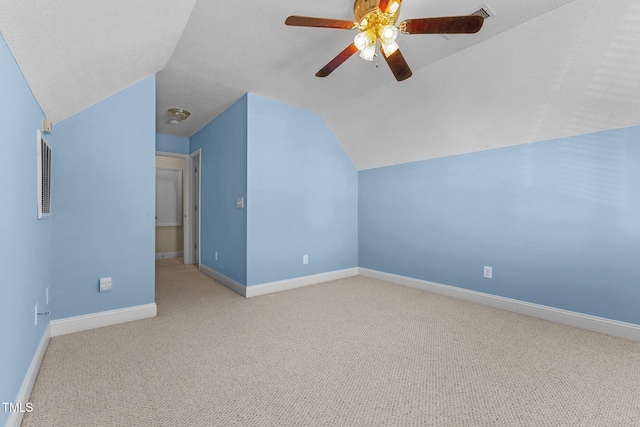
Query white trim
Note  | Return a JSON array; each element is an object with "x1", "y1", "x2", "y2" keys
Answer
[
  {"x1": 246, "y1": 268, "x2": 359, "y2": 298},
  {"x1": 189, "y1": 149, "x2": 201, "y2": 266},
  {"x1": 155, "y1": 151, "x2": 189, "y2": 159},
  {"x1": 49, "y1": 303, "x2": 157, "y2": 337},
  {"x1": 198, "y1": 265, "x2": 360, "y2": 298},
  {"x1": 155, "y1": 251, "x2": 184, "y2": 260},
  {"x1": 199, "y1": 264, "x2": 246, "y2": 297},
  {"x1": 7, "y1": 324, "x2": 51, "y2": 427},
  {"x1": 359, "y1": 268, "x2": 640, "y2": 342}
]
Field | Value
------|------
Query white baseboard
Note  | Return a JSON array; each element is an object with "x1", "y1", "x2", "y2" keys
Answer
[
  {"x1": 359, "y1": 268, "x2": 640, "y2": 342},
  {"x1": 7, "y1": 323, "x2": 51, "y2": 427},
  {"x1": 198, "y1": 265, "x2": 360, "y2": 299},
  {"x1": 49, "y1": 303, "x2": 157, "y2": 337},
  {"x1": 156, "y1": 251, "x2": 183, "y2": 260},
  {"x1": 199, "y1": 264, "x2": 247, "y2": 297},
  {"x1": 246, "y1": 268, "x2": 359, "y2": 298}
]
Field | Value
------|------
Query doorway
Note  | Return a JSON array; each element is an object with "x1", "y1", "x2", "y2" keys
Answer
[
  {"x1": 154, "y1": 151, "x2": 200, "y2": 265},
  {"x1": 155, "y1": 155, "x2": 185, "y2": 260}
]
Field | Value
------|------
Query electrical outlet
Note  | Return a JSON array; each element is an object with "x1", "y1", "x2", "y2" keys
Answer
[
  {"x1": 46, "y1": 287, "x2": 49, "y2": 305},
  {"x1": 215, "y1": 251, "x2": 218, "y2": 261},
  {"x1": 484, "y1": 266, "x2": 493, "y2": 279},
  {"x1": 303, "y1": 255, "x2": 309, "y2": 265},
  {"x1": 35, "y1": 303, "x2": 38, "y2": 326},
  {"x1": 99, "y1": 277, "x2": 112, "y2": 292}
]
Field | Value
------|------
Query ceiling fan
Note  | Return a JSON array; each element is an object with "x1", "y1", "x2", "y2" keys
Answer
[{"x1": 285, "y1": 0, "x2": 485, "y2": 81}]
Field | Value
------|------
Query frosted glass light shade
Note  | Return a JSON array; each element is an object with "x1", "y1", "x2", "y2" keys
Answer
[
  {"x1": 359, "y1": 43, "x2": 376, "y2": 61},
  {"x1": 354, "y1": 32, "x2": 370, "y2": 51}
]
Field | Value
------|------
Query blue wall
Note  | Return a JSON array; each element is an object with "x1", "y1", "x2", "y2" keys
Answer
[
  {"x1": 0, "y1": 36, "x2": 156, "y2": 423},
  {"x1": 156, "y1": 133, "x2": 189, "y2": 154},
  {"x1": 190, "y1": 94, "x2": 358, "y2": 287},
  {"x1": 246, "y1": 94, "x2": 358, "y2": 285},
  {"x1": 50, "y1": 76, "x2": 156, "y2": 319},
  {"x1": 2, "y1": 31, "x2": 637, "y2": 424},
  {"x1": 0, "y1": 34, "x2": 52, "y2": 426},
  {"x1": 190, "y1": 95, "x2": 248, "y2": 284},
  {"x1": 359, "y1": 127, "x2": 640, "y2": 324}
]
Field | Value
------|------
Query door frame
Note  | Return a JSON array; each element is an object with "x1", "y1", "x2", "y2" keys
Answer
[
  {"x1": 156, "y1": 151, "x2": 191, "y2": 264},
  {"x1": 189, "y1": 149, "x2": 202, "y2": 266}
]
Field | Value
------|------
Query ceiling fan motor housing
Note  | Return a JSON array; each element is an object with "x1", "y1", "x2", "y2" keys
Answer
[{"x1": 354, "y1": 0, "x2": 400, "y2": 22}]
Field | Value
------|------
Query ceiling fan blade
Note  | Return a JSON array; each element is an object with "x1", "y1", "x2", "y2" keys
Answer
[
  {"x1": 381, "y1": 46, "x2": 412, "y2": 82},
  {"x1": 316, "y1": 44, "x2": 359, "y2": 77},
  {"x1": 378, "y1": 0, "x2": 401, "y2": 14},
  {"x1": 285, "y1": 16, "x2": 358, "y2": 29},
  {"x1": 400, "y1": 15, "x2": 484, "y2": 34}
]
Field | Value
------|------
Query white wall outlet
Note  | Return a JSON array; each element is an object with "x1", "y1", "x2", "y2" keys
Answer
[
  {"x1": 484, "y1": 266, "x2": 493, "y2": 279},
  {"x1": 46, "y1": 287, "x2": 49, "y2": 305},
  {"x1": 303, "y1": 254, "x2": 309, "y2": 265},
  {"x1": 236, "y1": 197, "x2": 244, "y2": 209},
  {"x1": 215, "y1": 251, "x2": 218, "y2": 261},
  {"x1": 99, "y1": 277, "x2": 112, "y2": 292},
  {"x1": 35, "y1": 303, "x2": 38, "y2": 326}
]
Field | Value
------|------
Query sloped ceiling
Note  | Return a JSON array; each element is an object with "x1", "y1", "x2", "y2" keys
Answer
[
  {"x1": 325, "y1": 0, "x2": 640, "y2": 169},
  {"x1": 0, "y1": 0, "x2": 197, "y2": 123},
  {"x1": 1, "y1": 0, "x2": 639, "y2": 170}
]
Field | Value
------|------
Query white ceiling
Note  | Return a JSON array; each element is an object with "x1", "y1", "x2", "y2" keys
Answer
[
  {"x1": 0, "y1": 0, "x2": 197, "y2": 123},
  {"x1": 1, "y1": 0, "x2": 639, "y2": 170}
]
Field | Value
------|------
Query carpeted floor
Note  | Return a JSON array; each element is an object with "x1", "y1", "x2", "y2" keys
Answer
[{"x1": 21, "y1": 259, "x2": 640, "y2": 426}]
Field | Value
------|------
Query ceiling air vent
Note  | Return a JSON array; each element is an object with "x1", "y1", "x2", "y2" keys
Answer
[{"x1": 443, "y1": 3, "x2": 496, "y2": 40}]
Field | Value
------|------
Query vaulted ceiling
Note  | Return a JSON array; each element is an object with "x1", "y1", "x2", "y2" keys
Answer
[{"x1": 1, "y1": 0, "x2": 639, "y2": 169}]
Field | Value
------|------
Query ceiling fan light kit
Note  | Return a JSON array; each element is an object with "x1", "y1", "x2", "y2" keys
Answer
[
  {"x1": 353, "y1": 4, "x2": 400, "y2": 61},
  {"x1": 285, "y1": 0, "x2": 485, "y2": 81}
]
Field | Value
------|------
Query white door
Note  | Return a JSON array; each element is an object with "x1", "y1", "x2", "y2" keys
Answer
[{"x1": 191, "y1": 152, "x2": 201, "y2": 265}]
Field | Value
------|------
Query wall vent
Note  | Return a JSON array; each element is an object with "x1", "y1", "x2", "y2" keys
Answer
[
  {"x1": 37, "y1": 130, "x2": 52, "y2": 219},
  {"x1": 443, "y1": 3, "x2": 496, "y2": 40}
]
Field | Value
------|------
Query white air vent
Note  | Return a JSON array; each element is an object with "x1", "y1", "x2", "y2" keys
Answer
[
  {"x1": 443, "y1": 3, "x2": 496, "y2": 40},
  {"x1": 37, "y1": 130, "x2": 52, "y2": 219}
]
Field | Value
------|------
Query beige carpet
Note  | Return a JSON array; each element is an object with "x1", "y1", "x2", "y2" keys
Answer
[{"x1": 22, "y1": 259, "x2": 640, "y2": 426}]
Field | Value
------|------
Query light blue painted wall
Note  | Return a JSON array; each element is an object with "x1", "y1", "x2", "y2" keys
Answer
[
  {"x1": 156, "y1": 133, "x2": 190, "y2": 154},
  {"x1": 0, "y1": 34, "x2": 51, "y2": 426},
  {"x1": 190, "y1": 95, "x2": 248, "y2": 284},
  {"x1": 359, "y1": 126, "x2": 640, "y2": 324},
  {"x1": 246, "y1": 94, "x2": 358, "y2": 286},
  {"x1": 50, "y1": 76, "x2": 156, "y2": 319}
]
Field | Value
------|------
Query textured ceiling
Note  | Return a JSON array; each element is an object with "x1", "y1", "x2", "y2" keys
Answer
[
  {"x1": 2, "y1": 0, "x2": 639, "y2": 170},
  {"x1": 0, "y1": 0, "x2": 197, "y2": 123},
  {"x1": 325, "y1": 0, "x2": 640, "y2": 169}
]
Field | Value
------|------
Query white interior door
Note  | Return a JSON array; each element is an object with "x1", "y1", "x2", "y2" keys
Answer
[{"x1": 191, "y1": 152, "x2": 201, "y2": 265}]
